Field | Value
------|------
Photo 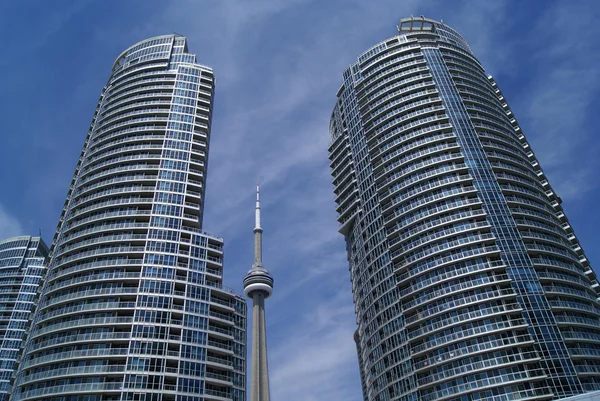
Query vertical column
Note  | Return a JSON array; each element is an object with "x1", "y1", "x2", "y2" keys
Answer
[
  {"x1": 250, "y1": 293, "x2": 261, "y2": 401},
  {"x1": 258, "y1": 294, "x2": 270, "y2": 401}
]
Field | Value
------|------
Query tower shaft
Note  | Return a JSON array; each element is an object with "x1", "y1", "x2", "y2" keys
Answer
[{"x1": 250, "y1": 292, "x2": 270, "y2": 401}]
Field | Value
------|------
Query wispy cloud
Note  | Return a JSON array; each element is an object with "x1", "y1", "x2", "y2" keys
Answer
[
  {"x1": 442, "y1": 0, "x2": 514, "y2": 75},
  {"x1": 0, "y1": 205, "x2": 23, "y2": 239},
  {"x1": 515, "y1": 2, "x2": 600, "y2": 202},
  {"x1": 269, "y1": 289, "x2": 360, "y2": 401},
  {"x1": 0, "y1": 0, "x2": 92, "y2": 66}
]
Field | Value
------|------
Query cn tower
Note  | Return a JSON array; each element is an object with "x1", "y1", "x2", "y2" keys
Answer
[{"x1": 243, "y1": 185, "x2": 274, "y2": 401}]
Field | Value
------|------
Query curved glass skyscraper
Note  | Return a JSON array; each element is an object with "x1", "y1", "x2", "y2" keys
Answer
[
  {"x1": 12, "y1": 35, "x2": 246, "y2": 401},
  {"x1": 0, "y1": 236, "x2": 48, "y2": 401},
  {"x1": 329, "y1": 17, "x2": 600, "y2": 401}
]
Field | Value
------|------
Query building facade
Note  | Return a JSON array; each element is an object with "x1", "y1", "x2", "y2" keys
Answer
[
  {"x1": 0, "y1": 236, "x2": 48, "y2": 401},
  {"x1": 11, "y1": 35, "x2": 246, "y2": 401},
  {"x1": 329, "y1": 17, "x2": 600, "y2": 401}
]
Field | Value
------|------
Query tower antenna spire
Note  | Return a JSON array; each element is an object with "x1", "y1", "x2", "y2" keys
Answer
[{"x1": 254, "y1": 181, "x2": 262, "y2": 266}]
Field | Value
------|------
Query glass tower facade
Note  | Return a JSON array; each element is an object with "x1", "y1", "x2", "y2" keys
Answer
[
  {"x1": 11, "y1": 35, "x2": 246, "y2": 401},
  {"x1": 329, "y1": 17, "x2": 600, "y2": 401},
  {"x1": 0, "y1": 236, "x2": 48, "y2": 401}
]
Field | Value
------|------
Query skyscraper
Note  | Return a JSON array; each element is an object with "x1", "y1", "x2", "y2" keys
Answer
[
  {"x1": 11, "y1": 35, "x2": 247, "y2": 401},
  {"x1": 329, "y1": 17, "x2": 600, "y2": 401},
  {"x1": 243, "y1": 186, "x2": 274, "y2": 401},
  {"x1": 0, "y1": 236, "x2": 48, "y2": 401}
]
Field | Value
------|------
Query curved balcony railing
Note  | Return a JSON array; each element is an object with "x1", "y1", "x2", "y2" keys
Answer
[
  {"x1": 83, "y1": 140, "x2": 163, "y2": 166},
  {"x1": 59, "y1": 222, "x2": 149, "y2": 247},
  {"x1": 514, "y1": 218, "x2": 570, "y2": 240},
  {"x1": 17, "y1": 381, "x2": 124, "y2": 401},
  {"x1": 400, "y1": 258, "x2": 503, "y2": 297},
  {"x1": 390, "y1": 208, "x2": 486, "y2": 247},
  {"x1": 403, "y1": 273, "x2": 509, "y2": 312},
  {"x1": 368, "y1": 87, "x2": 437, "y2": 120},
  {"x1": 418, "y1": 350, "x2": 539, "y2": 389},
  {"x1": 549, "y1": 300, "x2": 600, "y2": 316},
  {"x1": 65, "y1": 209, "x2": 152, "y2": 232},
  {"x1": 527, "y1": 243, "x2": 581, "y2": 264},
  {"x1": 537, "y1": 271, "x2": 591, "y2": 288},
  {"x1": 396, "y1": 218, "x2": 486, "y2": 256},
  {"x1": 40, "y1": 286, "x2": 140, "y2": 310},
  {"x1": 45, "y1": 270, "x2": 141, "y2": 295},
  {"x1": 544, "y1": 285, "x2": 599, "y2": 303},
  {"x1": 360, "y1": 56, "x2": 426, "y2": 91},
  {"x1": 98, "y1": 99, "x2": 172, "y2": 124},
  {"x1": 396, "y1": 175, "x2": 471, "y2": 211},
  {"x1": 20, "y1": 364, "x2": 127, "y2": 385},
  {"x1": 377, "y1": 131, "x2": 455, "y2": 166},
  {"x1": 34, "y1": 316, "x2": 134, "y2": 337},
  {"x1": 397, "y1": 242, "x2": 499, "y2": 279},
  {"x1": 96, "y1": 107, "x2": 170, "y2": 132},
  {"x1": 363, "y1": 70, "x2": 437, "y2": 119},
  {"x1": 556, "y1": 315, "x2": 600, "y2": 329},
  {"x1": 70, "y1": 185, "x2": 156, "y2": 208},
  {"x1": 375, "y1": 115, "x2": 449, "y2": 152},
  {"x1": 68, "y1": 196, "x2": 153, "y2": 221},
  {"x1": 371, "y1": 104, "x2": 444, "y2": 139},
  {"x1": 510, "y1": 207, "x2": 563, "y2": 227},
  {"x1": 408, "y1": 302, "x2": 521, "y2": 341},
  {"x1": 421, "y1": 370, "x2": 545, "y2": 401},
  {"x1": 81, "y1": 153, "x2": 161, "y2": 173},
  {"x1": 37, "y1": 300, "x2": 136, "y2": 324},
  {"x1": 531, "y1": 255, "x2": 583, "y2": 271},
  {"x1": 384, "y1": 164, "x2": 468, "y2": 202},
  {"x1": 378, "y1": 153, "x2": 463, "y2": 191},
  {"x1": 412, "y1": 317, "x2": 528, "y2": 355},
  {"x1": 57, "y1": 232, "x2": 147, "y2": 256},
  {"x1": 398, "y1": 233, "x2": 495, "y2": 268},
  {"x1": 413, "y1": 333, "x2": 534, "y2": 371},
  {"x1": 79, "y1": 162, "x2": 159, "y2": 185},
  {"x1": 21, "y1": 347, "x2": 129, "y2": 369},
  {"x1": 405, "y1": 287, "x2": 515, "y2": 325},
  {"x1": 377, "y1": 142, "x2": 460, "y2": 178}
]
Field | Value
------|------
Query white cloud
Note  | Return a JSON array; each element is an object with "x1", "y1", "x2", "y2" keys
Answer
[
  {"x1": 514, "y1": 2, "x2": 600, "y2": 201},
  {"x1": 443, "y1": 0, "x2": 514, "y2": 76},
  {"x1": 0, "y1": 205, "x2": 23, "y2": 239},
  {"x1": 0, "y1": 1, "x2": 92, "y2": 66},
  {"x1": 269, "y1": 289, "x2": 361, "y2": 401}
]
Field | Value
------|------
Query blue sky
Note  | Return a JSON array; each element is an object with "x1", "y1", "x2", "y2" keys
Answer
[{"x1": 1, "y1": 0, "x2": 599, "y2": 399}]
